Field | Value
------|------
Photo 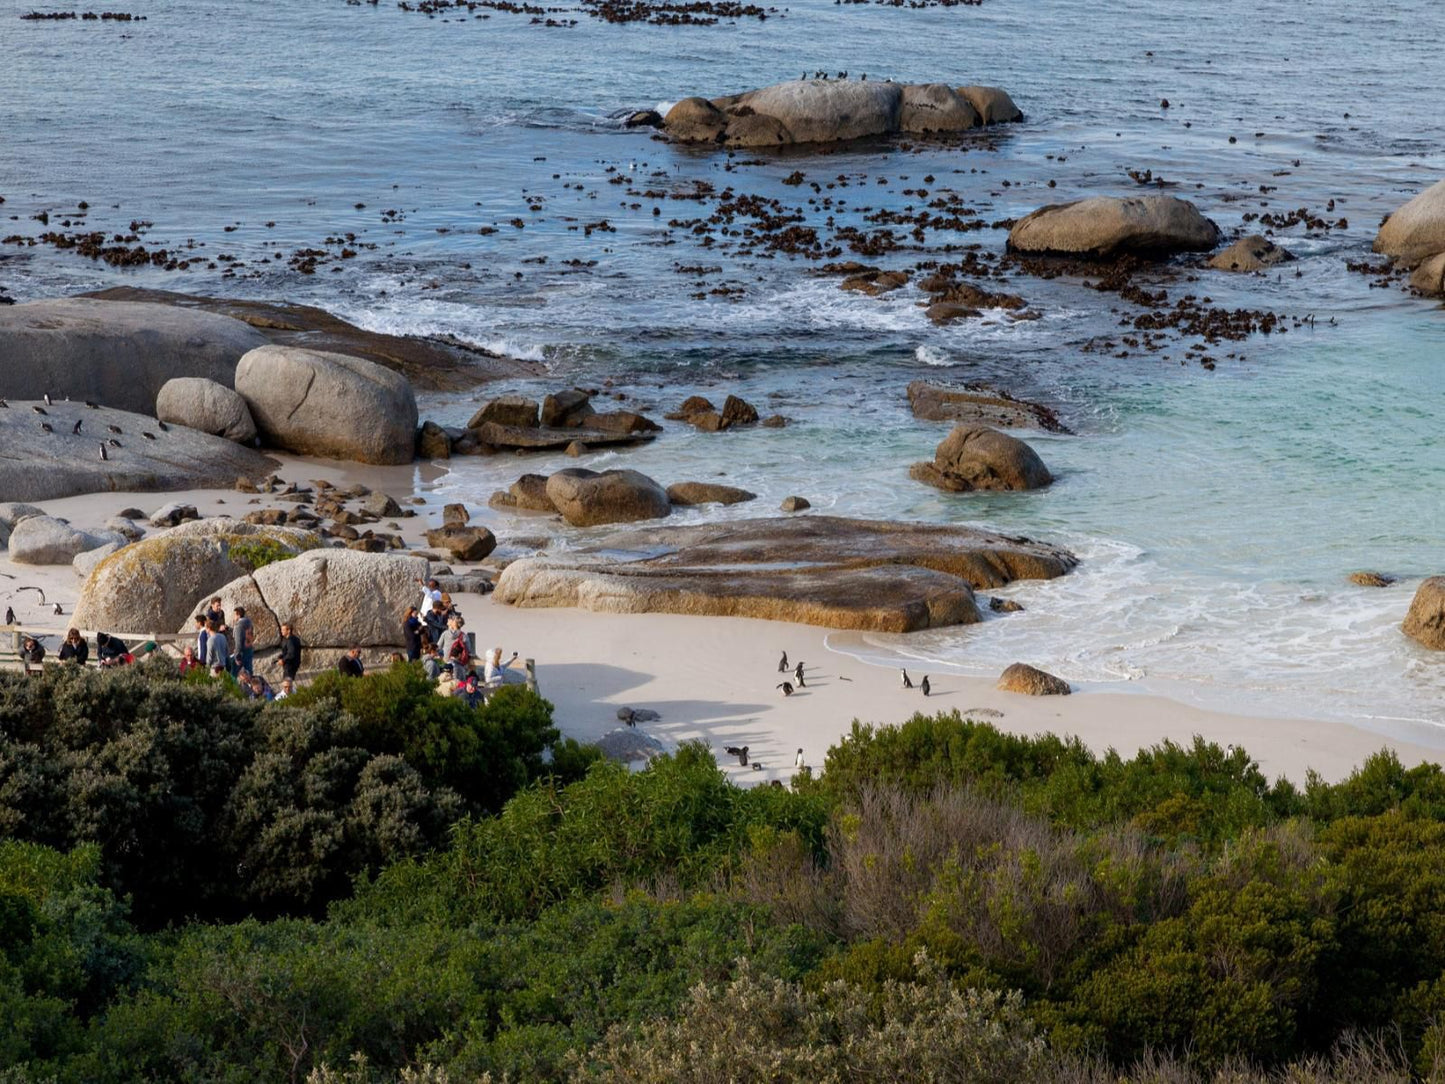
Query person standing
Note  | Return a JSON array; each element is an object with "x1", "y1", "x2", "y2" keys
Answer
[
  {"x1": 193, "y1": 615, "x2": 209, "y2": 665},
  {"x1": 273, "y1": 622, "x2": 303, "y2": 682},
  {"x1": 205, "y1": 597, "x2": 226, "y2": 628},
  {"x1": 232, "y1": 606, "x2": 255, "y2": 678},
  {"x1": 402, "y1": 605, "x2": 423, "y2": 661},
  {"x1": 418, "y1": 576, "x2": 442, "y2": 615},
  {"x1": 205, "y1": 619, "x2": 230, "y2": 673}
]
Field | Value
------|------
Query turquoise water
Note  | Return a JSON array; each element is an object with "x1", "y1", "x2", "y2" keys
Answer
[{"x1": 1, "y1": 0, "x2": 1442, "y2": 729}]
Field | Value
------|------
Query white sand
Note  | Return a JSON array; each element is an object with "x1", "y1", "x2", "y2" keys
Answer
[{"x1": 5, "y1": 458, "x2": 1443, "y2": 787}]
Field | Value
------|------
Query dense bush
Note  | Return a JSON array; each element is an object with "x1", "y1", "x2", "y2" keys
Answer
[
  {"x1": 9, "y1": 685, "x2": 1445, "y2": 1082},
  {"x1": 0, "y1": 662, "x2": 565, "y2": 924}
]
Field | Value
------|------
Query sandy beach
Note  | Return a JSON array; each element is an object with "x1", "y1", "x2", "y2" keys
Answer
[{"x1": 5, "y1": 455, "x2": 1442, "y2": 788}]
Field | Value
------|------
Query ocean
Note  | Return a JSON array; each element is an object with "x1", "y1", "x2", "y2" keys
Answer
[{"x1": 2, "y1": 0, "x2": 1442, "y2": 732}]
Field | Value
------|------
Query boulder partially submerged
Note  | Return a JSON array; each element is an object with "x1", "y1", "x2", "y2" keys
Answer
[
  {"x1": 546, "y1": 469, "x2": 672, "y2": 528},
  {"x1": 235, "y1": 345, "x2": 419, "y2": 465},
  {"x1": 0, "y1": 401, "x2": 279, "y2": 503},
  {"x1": 907, "y1": 381, "x2": 1071, "y2": 433},
  {"x1": 1008, "y1": 196, "x2": 1220, "y2": 259},
  {"x1": 1403, "y1": 577, "x2": 1445, "y2": 651},
  {"x1": 1374, "y1": 179, "x2": 1445, "y2": 268},
  {"x1": 494, "y1": 515, "x2": 1074, "y2": 632},
  {"x1": 1206, "y1": 234, "x2": 1295, "y2": 272},
  {"x1": 0, "y1": 298, "x2": 266, "y2": 413},
  {"x1": 662, "y1": 78, "x2": 1022, "y2": 148},
  {"x1": 910, "y1": 424, "x2": 1054, "y2": 493}
]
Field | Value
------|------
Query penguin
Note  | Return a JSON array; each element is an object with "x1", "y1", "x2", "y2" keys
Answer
[
  {"x1": 724, "y1": 745, "x2": 744, "y2": 757},
  {"x1": 0, "y1": 398, "x2": 8, "y2": 408},
  {"x1": 43, "y1": 393, "x2": 51, "y2": 406},
  {"x1": 793, "y1": 661, "x2": 805, "y2": 686},
  {"x1": 32, "y1": 405, "x2": 47, "y2": 415},
  {"x1": 84, "y1": 400, "x2": 99, "y2": 409},
  {"x1": 52, "y1": 603, "x2": 62, "y2": 616},
  {"x1": 920, "y1": 675, "x2": 931, "y2": 697},
  {"x1": 107, "y1": 424, "x2": 122, "y2": 435},
  {"x1": 737, "y1": 746, "x2": 749, "y2": 766},
  {"x1": 777, "y1": 681, "x2": 794, "y2": 696},
  {"x1": 40, "y1": 422, "x2": 53, "y2": 433},
  {"x1": 901, "y1": 668, "x2": 913, "y2": 689},
  {"x1": 778, "y1": 650, "x2": 788, "y2": 673},
  {"x1": 99, "y1": 443, "x2": 108, "y2": 461},
  {"x1": 72, "y1": 419, "x2": 83, "y2": 435},
  {"x1": 794, "y1": 748, "x2": 805, "y2": 768},
  {"x1": 156, "y1": 419, "x2": 168, "y2": 431},
  {"x1": 142, "y1": 431, "x2": 156, "y2": 440},
  {"x1": 4, "y1": 607, "x2": 14, "y2": 626},
  {"x1": 108, "y1": 438, "x2": 121, "y2": 448}
]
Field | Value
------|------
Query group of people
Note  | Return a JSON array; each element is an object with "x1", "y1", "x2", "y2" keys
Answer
[
  {"x1": 402, "y1": 577, "x2": 521, "y2": 705},
  {"x1": 179, "y1": 598, "x2": 306, "y2": 700},
  {"x1": 19, "y1": 628, "x2": 154, "y2": 674}
]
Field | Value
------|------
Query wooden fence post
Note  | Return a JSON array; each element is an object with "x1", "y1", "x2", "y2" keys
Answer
[{"x1": 525, "y1": 658, "x2": 537, "y2": 693}]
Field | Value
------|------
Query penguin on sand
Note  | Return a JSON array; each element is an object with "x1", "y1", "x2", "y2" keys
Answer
[
  {"x1": 920, "y1": 675, "x2": 931, "y2": 697},
  {"x1": 777, "y1": 681, "x2": 794, "y2": 697},
  {"x1": 794, "y1": 661, "x2": 805, "y2": 688},
  {"x1": 901, "y1": 668, "x2": 913, "y2": 689},
  {"x1": 778, "y1": 650, "x2": 788, "y2": 673}
]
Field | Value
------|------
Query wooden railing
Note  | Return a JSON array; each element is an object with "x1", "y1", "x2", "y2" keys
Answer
[{"x1": 0, "y1": 624, "x2": 188, "y2": 672}]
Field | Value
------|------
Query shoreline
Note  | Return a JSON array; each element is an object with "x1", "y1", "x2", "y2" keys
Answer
[{"x1": 3, "y1": 458, "x2": 1442, "y2": 788}]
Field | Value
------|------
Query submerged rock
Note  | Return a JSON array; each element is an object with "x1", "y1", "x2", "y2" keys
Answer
[
  {"x1": 1008, "y1": 196, "x2": 1220, "y2": 259},
  {"x1": 1410, "y1": 252, "x2": 1445, "y2": 298},
  {"x1": 666, "y1": 482, "x2": 757, "y2": 506},
  {"x1": 910, "y1": 424, "x2": 1054, "y2": 493},
  {"x1": 494, "y1": 516, "x2": 1074, "y2": 632},
  {"x1": 907, "y1": 381, "x2": 1071, "y2": 433},
  {"x1": 1207, "y1": 234, "x2": 1295, "y2": 272},
  {"x1": 545, "y1": 468, "x2": 672, "y2": 528}
]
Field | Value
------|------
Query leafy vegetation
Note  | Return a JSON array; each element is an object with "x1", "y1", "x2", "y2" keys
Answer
[{"x1": 4, "y1": 681, "x2": 1445, "y2": 1081}]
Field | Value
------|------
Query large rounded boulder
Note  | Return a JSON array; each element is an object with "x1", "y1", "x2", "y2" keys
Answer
[
  {"x1": 910, "y1": 424, "x2": 1053, "y2": 492},
  {"x1": 234, "y1": 345, "x2": 418, "y2": 465},
  {"x1": 7, "y1": 515, "x2": 121, "y2": 565},
  {"x1": 156, "y1": 377, "x2": 257, "y2": 443},
  {"x1": 1410, "y1": 252, "x2": 1445, "y2": 298},
  {"x1": 73, "y1": 519, "x2": 320, "y2": 634},
  {"x1": 0, "y1": 298, "x2": 267, "y2": 414},
  {"x1": 1207, "y1": 235, "x2": 1295, "y2": 272},
  {"x1": 194, "y1": 549, "x2": 430, "y2": 651},
  {"x1": 1403, "y1": 577, "x2": 1445, "y2": 651},
  {"x1": 545, "y1": 468, "x2": 672, "y2": 528},
  {"x1": 1008, "y1": 196, "x2": 1220, "y2": 258},
  {"x1": 663, "y1": 97, "x2": 728, "y2": 143},
  {"x1": 957, "y1": 85, "x2": 1023, "y2": 125},
  {"x1": 1374, "y1": 179, "x2": 1445, "y2": 266}
]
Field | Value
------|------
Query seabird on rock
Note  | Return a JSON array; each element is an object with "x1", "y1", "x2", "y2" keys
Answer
[
  {"x1": 40, "y1": 422, "x2": 53, "y2": 433},
  {"x1": 920, "y1": 675, "x2": 931, "y2": 697},
  {"x1": 32, "y1": 405, "x2": 47, "y2": 415},
  {"x1": 99, "y1": 443, "x2": 108, "y2": 461},
  {"x1": 107, "y1": 424, "x2": 122, "y2": 434},
  {"x1": 72, "y1": 419, "x2": 83, "y2": 434}
]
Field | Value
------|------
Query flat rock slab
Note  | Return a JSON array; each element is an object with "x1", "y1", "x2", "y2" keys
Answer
[
  {"x1": 907, "y1": 381, "x2": 1071, "y2": 433},
  {"x1": 0, "y1": 401, "x2": 279, "y2": 503},
  {"x1": 83, "y1": 287, "x2": 541, "y2": 390},
  {"x1": 495, "y1": 515, "x2": 1074, "y2": 632},
  {"x1": 472, "y1": 421, "x2": 656, "y2": 451}
]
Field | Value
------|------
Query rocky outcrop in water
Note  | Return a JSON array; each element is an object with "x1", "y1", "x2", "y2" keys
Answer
[
  {"x1": 494, "y1": 515, "x2": 1074, "y2": 632},
  {"x1": 907, "y1": 381, "x2": 1071, "y2": 433},
  {"x1": 156, "y1": 377, "x2": 257, "y2": 444},
  {"x1": 0, "y1": 298, "x2": 266, "y2": 413},
  {"x1": 235, "y1": 346, "x2": 418, "y2": 465},
  {"x1": 0, "y1": 400, "x2": 279, "y2": 503},
  {"x1": 1007, "y1": 196, "x2": 1220, "y2": 259},
  {"x1": 666, "y1": 481, "x2": 757, "y2": 506},
  {"x1": 1403, "y1": 577, "x2": 1445, "y2": 651},
  {"x1": 662, "y1": 78, "x2": 1023, "y2": 148},
  {"x1": 1207, "y1": 235, "x2": 1295, "y2": 273},
  {"x1": 1374, "y1": 179, "x2": 1445, "y2": 273},
  {"x1": 545, "y1": 468, "x2": 672, "y2": 527},
  {"x1": 910, "y1": 424, "x2": 1054, "y2": 493}
]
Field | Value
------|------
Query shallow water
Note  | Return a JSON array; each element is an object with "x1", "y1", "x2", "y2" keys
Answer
[{"x1": 2, "y1": 0, "x2": 1442, "y2": 732}]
